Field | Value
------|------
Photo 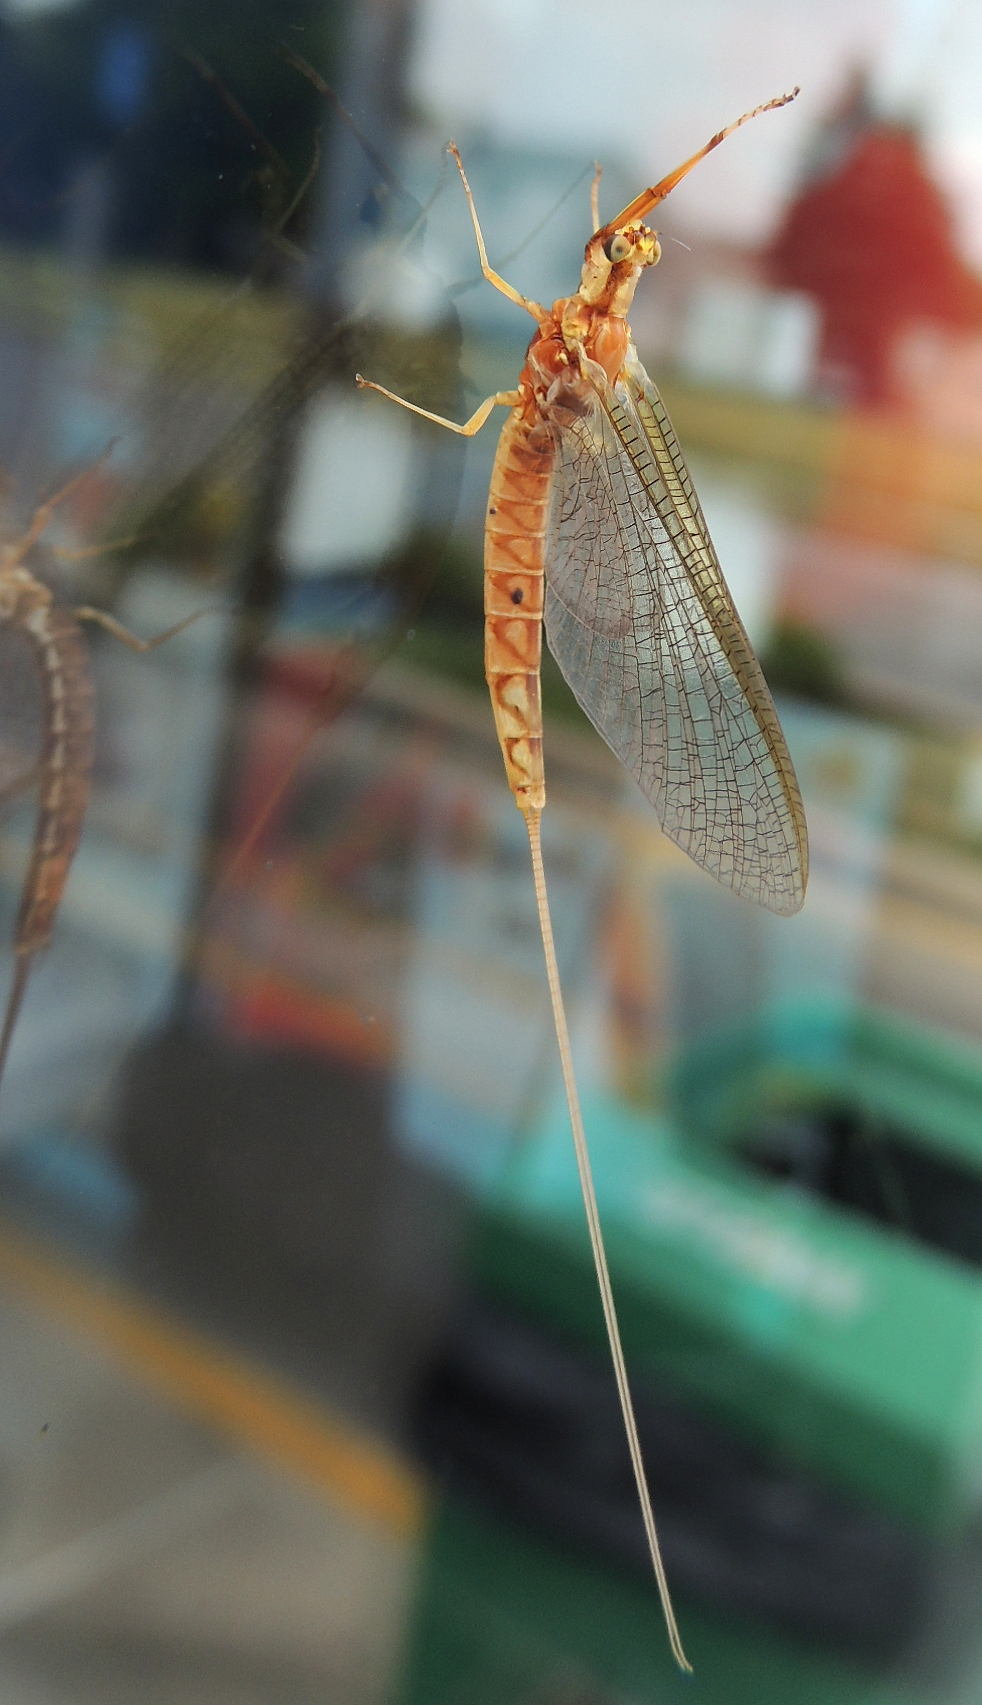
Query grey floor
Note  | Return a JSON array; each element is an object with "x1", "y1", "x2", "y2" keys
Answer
[{"x1": 0, "y1": 1280, "x2": 417, "y2": 1705}]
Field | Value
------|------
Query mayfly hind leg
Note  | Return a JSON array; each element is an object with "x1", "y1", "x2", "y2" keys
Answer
[
  {"x1": 72, "y1": 605, "x2": 222, "y2": 653},
  {"x1": 354, "y1": 378, "x2": 520, "y2": 436}
]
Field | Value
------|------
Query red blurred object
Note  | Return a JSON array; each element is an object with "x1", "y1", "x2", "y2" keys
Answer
[{"x1": 771, "y1": 105, "x2": 982, "y2": 406}]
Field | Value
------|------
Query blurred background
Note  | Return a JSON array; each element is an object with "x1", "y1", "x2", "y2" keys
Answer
[{"x1": 1, "y1": 0, "x2": 982, "y2": 1700}]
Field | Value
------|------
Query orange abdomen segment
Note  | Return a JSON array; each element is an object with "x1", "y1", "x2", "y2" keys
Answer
[{"x1": 485, "y1": 409, "x2": 553, "y2": 813}]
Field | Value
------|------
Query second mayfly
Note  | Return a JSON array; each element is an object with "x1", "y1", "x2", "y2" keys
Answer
[{"x1": 357, "y1": 92, "x2": 807, "y2": 1674}]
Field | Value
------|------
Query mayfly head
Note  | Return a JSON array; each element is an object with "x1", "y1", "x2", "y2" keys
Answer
[
  {"x1": 575, "y1": 88, "x2": 799, "y2": 316},
  {"x1": 577, "y1": 221, "x2": 661, "y2": 313}
]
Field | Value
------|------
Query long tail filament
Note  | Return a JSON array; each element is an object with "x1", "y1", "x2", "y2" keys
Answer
[{"x1": 524, "y1": 808, "x2": 692, "y2": 1674}]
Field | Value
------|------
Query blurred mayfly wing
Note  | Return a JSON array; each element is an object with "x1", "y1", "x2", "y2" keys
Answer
[
  {"x1": 0, "y1": 623, "x2": 43, "y2": 798},
  {"x1": 84, "y1": 83, "x2": 466, "y2": 918},
  {"x1": 87, "y1": 68, "x2": 466, "y2": 706}
]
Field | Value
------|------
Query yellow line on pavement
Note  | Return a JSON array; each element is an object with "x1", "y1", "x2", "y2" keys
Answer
[{"x1": 0, "y1": 1223, "x2": 426, "y2": 1537}]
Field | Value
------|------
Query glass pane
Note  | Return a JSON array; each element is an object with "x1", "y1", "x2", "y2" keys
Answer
[{"x1": 2, "y1": 5, "x2": 982, "y2": 1703}]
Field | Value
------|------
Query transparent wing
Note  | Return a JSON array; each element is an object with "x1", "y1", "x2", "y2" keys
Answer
[{"x1": 543, "y1": 349, "x2": 808, "y2": 915}]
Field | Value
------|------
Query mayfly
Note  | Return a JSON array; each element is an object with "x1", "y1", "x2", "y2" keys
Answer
[
  {"x1": 0, "y1": 462, "x2": 213, "y2": 1089},
  {"x1": 357, "y1": 93, "x2": 807, "y2": 1671},
  {"x1": 0, "y1": 56, "x2": 460, "y2": 1102}
]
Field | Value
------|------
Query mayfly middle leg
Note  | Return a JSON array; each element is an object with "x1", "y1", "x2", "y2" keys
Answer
[
  {"x1": 0, "y1": 465, "x2": 218, "y2": 1089},
  {"x1": 357, "y1": 95, "x2": 805, "y2": 1675}
]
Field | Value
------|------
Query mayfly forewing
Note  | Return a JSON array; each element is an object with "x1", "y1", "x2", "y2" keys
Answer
[
  {"x1": 543, "y1": 355, "x2": 807, "y2": 915},
  {"x1": 624, "y1": 356, "x2": 808, "y2": 885}
]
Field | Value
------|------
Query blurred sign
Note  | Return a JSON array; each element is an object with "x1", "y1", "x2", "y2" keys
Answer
[
  {"x1": 666, "y1": 701, "x2": 905, "y2": 1051},
  {"x1": 395, "y1": 775, "x2": 611, "y2": 1192},
  {"x1": 679, "y1": 280, "x2": 819, "y2": 399},
  {"x1": 279, "y1": 387, "x2": 417, "y2": 576}
]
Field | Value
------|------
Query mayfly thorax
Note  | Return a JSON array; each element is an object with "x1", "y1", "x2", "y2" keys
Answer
[{"x1": 357, "y1": 89, "x2": 807, "y2": 1673}]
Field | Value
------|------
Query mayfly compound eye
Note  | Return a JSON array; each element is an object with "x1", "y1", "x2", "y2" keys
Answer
[{"x1": 604, "y1": 231, "x2": 633, "y2": 262}]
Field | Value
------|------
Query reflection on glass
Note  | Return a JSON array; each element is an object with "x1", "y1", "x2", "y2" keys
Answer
[{"x1": 2, "y1": 6, "x2": 982, "y2": 1703}]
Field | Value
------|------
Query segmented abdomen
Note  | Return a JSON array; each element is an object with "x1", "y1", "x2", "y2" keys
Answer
[
  {"x1": 484, "y1": 409, "x2": 554, "y2": 812},
  {"x1": 15, "y1": 604, "x2": 95, "y2": 955}
]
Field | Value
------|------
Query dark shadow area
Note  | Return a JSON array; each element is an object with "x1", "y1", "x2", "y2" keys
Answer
[
  {"x1": 111, "y1": 1022, "x2": 472, "y2": 1435},
  {"x1": 738, "y1": 1108, "x2": 982, "y2": 1272},
  {"x1": 414, "y1": 1299, "x2": 928, "y2": 1659}
]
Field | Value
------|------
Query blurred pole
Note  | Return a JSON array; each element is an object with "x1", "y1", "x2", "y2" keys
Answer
[
  {"x1": 168, "y1": 0, "x2": 423, "y2": 1018},
  {"x1": 306, "y1": 0, "x2": 415, "y2": 301}
]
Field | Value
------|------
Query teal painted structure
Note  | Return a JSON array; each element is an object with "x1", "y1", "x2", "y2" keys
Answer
[{"x1": 472, "y1": 1001, "x2": 982, "y2": 1534}]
